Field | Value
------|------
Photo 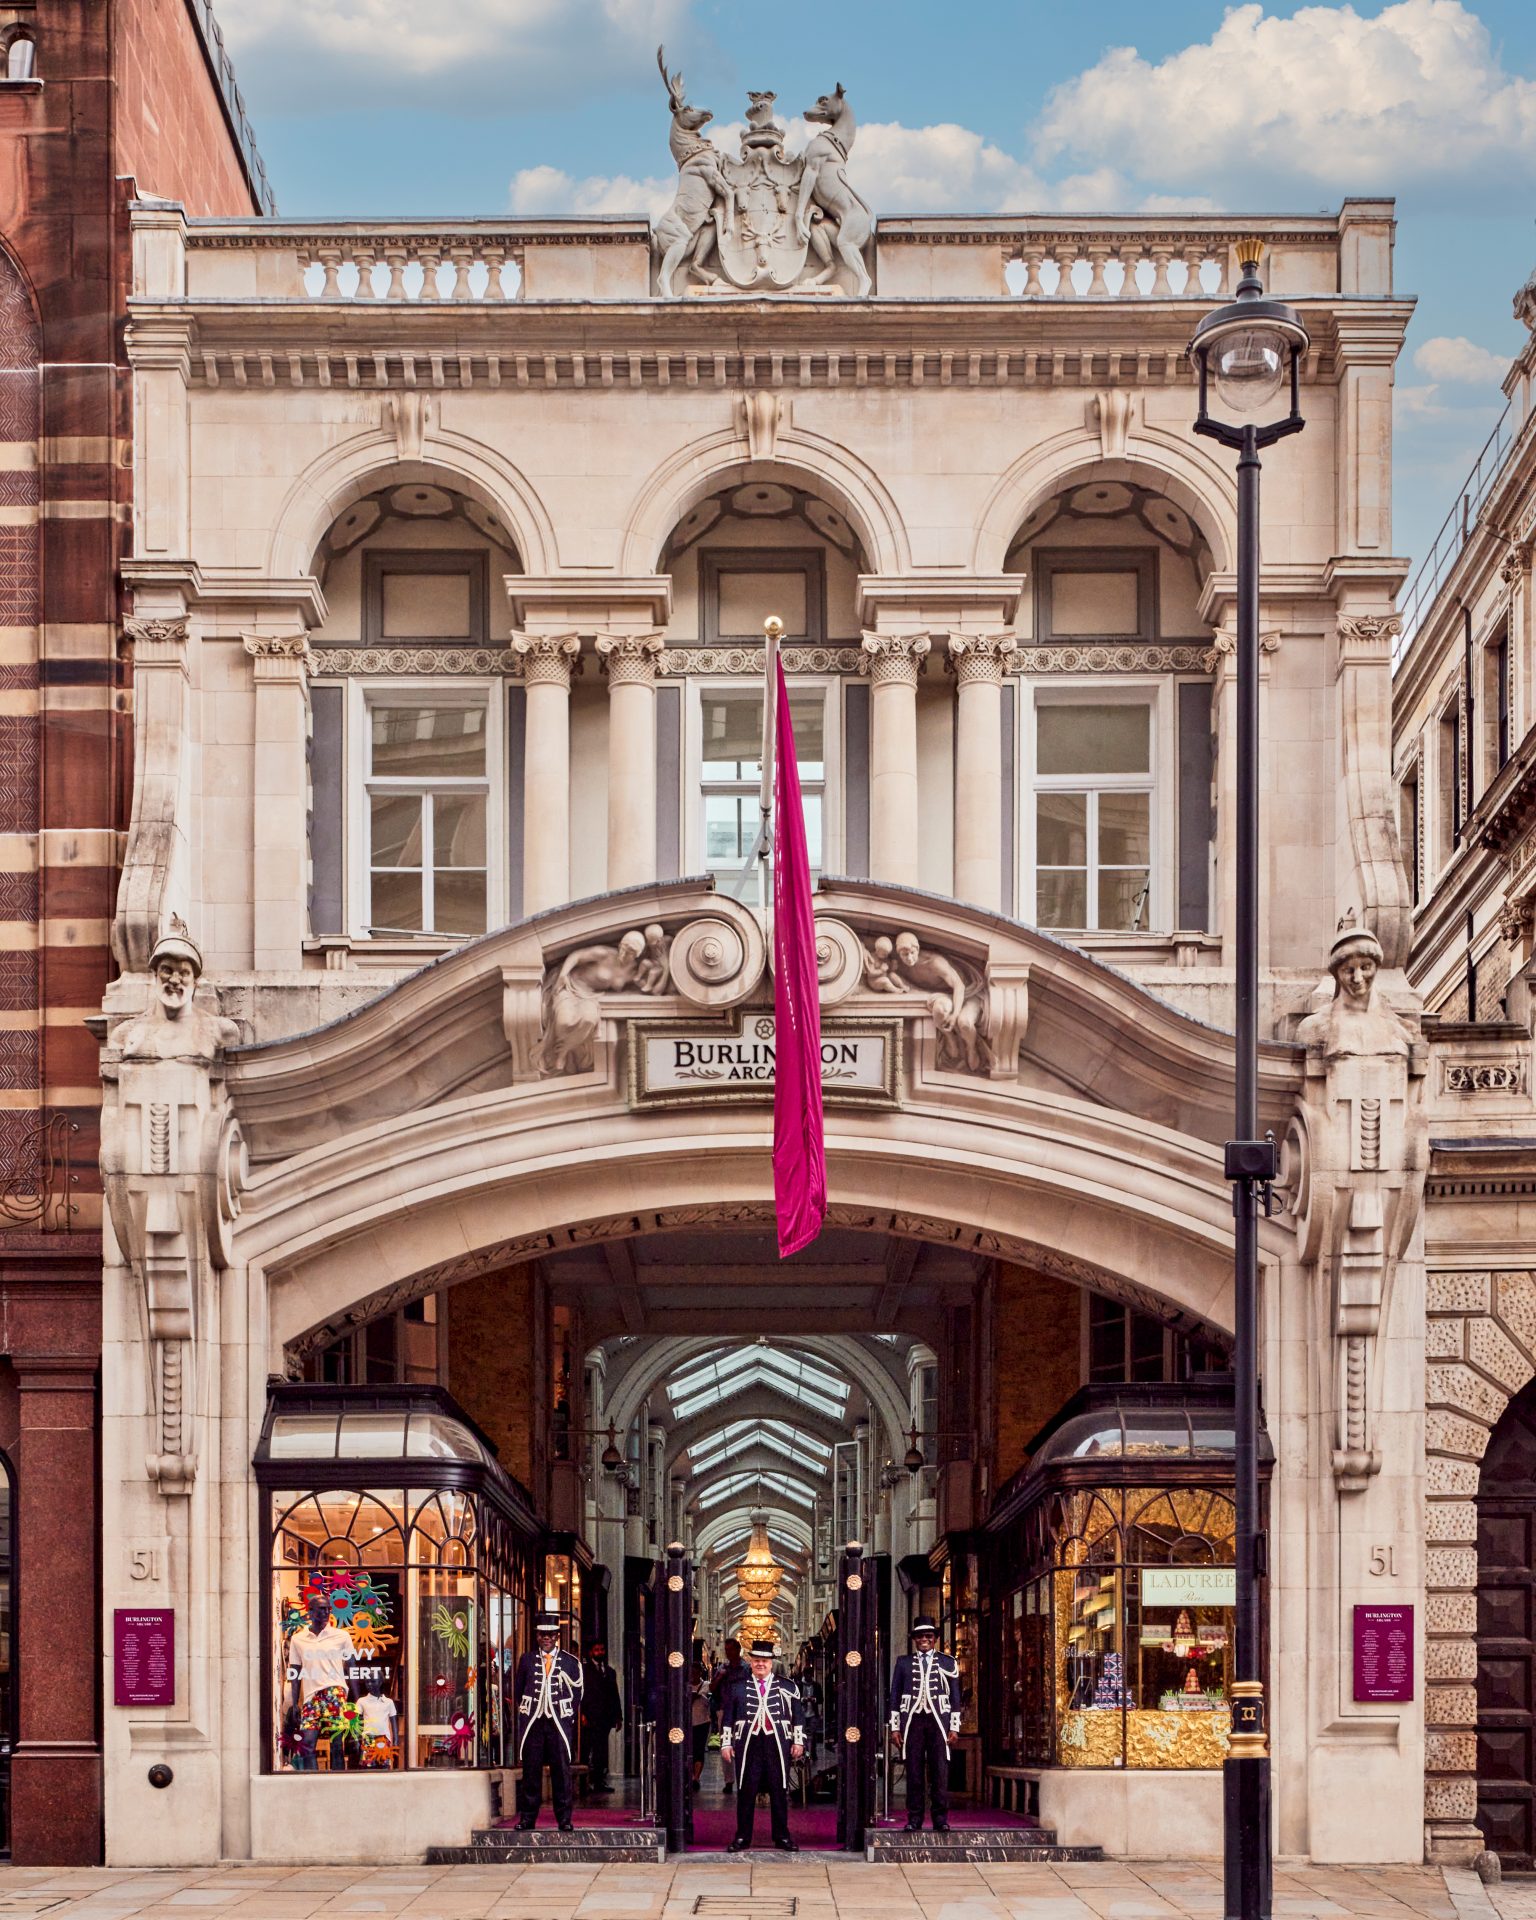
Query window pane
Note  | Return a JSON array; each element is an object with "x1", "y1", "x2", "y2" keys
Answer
[
  {"x1": 433, "y1": 871, "x2": 487, "y2": 936},
  {"x1": 1048, "y1": 570, "x2": 1140, "y2": 637},
  {"x1": 1037, "y1": 704, "x2": 1150, "y2": 776},
  {"x1": 785, "y1": 694, "x2": 824, "y2": 776},
  {"x1": 705, "y1": 794, "x2": 754, "y2": 862},
  {"x1": 433, "y1": 794, "x2": 486, "y2": 867},
  {"x1": 1099, "y1": 868, "x2": 1151, "y2": 930},
  {"x1": 381, "y1": 571, "x2": 472, "y2": 640},
  {"x1": 801, "y1": 792, "x2": 823, "y2": 868},
  {"x1": 702, "y1": 694, "x2": 765, "y2": 776},
  {"x1": 371, "y1": 794, "x2": 423, "y2": 868},
  {"x1": 1036, "y1": 791, "x2": 1087, "y2": 866},
  {"x1": 371, "y1": 869, "x2": 422, "y2": 932},
  {"x1": 702, "y1": 692, "x2": 824, "y2": 776},
  {"x1": 1098, "y1": 791, "x2": 1150, "y2": 866},
  {"x1": 371, "y1": 705, "x2": 486, "y2": 778},
  {"x1": 1037, "y1": 870, "x2": 1087, "y2": 928},
  {"x1": 717, "y1": 570, "x2": 808, "y2": 639}
]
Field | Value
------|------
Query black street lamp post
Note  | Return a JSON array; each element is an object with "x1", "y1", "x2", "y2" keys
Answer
[{"x1": 1187, "y1": 244, "x2": 1309, "y2": 1920}]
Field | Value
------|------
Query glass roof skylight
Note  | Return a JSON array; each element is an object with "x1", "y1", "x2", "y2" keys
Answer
[
  {"x1": 687, "y1": 1419, "x2": 832, "y2": 1477},
  {"x1": 697, "y1": 1470, "x2": 816, "y2": 1511},
  {"x1": 666, "y1": 1346, "x2": 850, "y2": 1421}
]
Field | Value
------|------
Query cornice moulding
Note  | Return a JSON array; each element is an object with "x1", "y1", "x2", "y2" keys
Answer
[{"x1": 507, "y1": 575, "x2": 673, "y2": 625}]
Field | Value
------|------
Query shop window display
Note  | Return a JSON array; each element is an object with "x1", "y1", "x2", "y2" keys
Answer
[
  {"x1": 984, "y1": 1383, "x2": 1267, "y2": 1775},
  {"x1": 258, "y1": 1386, "x2": 539, "y2": 1776}
]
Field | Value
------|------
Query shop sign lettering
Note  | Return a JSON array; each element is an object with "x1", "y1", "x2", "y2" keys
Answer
[
  {"x1": 1353, "y1": 1603, "x2": 1413, "y2": 1703},
  {"x1": 114, "y1": 1607, "x2": 174, "y2": 1707},
  {"x1": 1139, "y1": 1568, "x2": 1237, "y2": 1608},
  {"x1": 628, "y1": 1014, "x2": 902, "y2": 1109}
]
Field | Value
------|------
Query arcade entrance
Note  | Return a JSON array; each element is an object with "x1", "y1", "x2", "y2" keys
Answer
[{"x1": 277, "y1": 1216, "x2": 1239, "y2": 1860}]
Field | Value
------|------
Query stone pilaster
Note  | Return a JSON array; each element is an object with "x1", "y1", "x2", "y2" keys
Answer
[
  {"x1": 948, "y1": 634, "x2": 1015, "y2": 911},
  {"x1": 511, "y1": 633, "x2": 581, "y2": 915},
  {"x1": 859, "y1": 632, "x2": 930, "y2": 888},
  {"x1": 596, "y1": 632, "x2": 667, "y2": 890},
  {"x1": 243, "y1": 635, "x2": 311, "y2": 970}
]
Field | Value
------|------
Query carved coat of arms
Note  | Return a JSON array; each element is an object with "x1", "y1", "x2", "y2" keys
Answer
[{"x1": 653, "y1": 49, "x2": 873, "y2": 298}]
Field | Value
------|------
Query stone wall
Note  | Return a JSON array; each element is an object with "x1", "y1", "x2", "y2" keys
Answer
[{"x1": 1424, "y1": 1268, "x2": 1536, "y2": 1859}]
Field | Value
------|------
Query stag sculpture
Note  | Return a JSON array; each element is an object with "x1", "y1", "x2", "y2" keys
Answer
[
  {"x1": 653, "y1": 47, "x2": 736, "y2": 298},
  {"x1": 797, "y1": 84, "x2": 872, "y2": 296}
]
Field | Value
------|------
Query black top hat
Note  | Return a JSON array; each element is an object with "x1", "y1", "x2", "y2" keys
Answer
[
  {"x1": 748, "y1": 1638, "x2": 777, "y2": 1658},
  {"x1": 535, "y1": 1612, "x2": 562, "y2": 1635},
  {"x1": 911, "y1": 1618, "x2": 939, "y2": 1637}
]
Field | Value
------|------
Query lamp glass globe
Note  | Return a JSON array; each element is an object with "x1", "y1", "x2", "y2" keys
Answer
[{"x1": 1211, "y1": 327, "x2": 1287, "y2": 412}]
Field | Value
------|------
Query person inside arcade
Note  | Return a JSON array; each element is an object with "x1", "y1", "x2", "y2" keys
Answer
[
  {"x1": 514, "y1": 1610, "x2": 584, "y2": 1830},
  {"x1": 888, "y1": 1617, "x2": 961, "y2": 1832},
  {"x1": 721, "y1": 1637, "x2": 804, "y2": 1853}
]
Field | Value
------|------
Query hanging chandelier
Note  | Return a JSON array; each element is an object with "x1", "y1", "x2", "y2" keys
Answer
[{"x1": 733, "y1": 1514, "x2": 783, "y2": 1612}]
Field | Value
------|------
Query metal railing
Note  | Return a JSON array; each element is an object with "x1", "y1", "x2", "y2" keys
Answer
[{"x1": 1395, "y1": 400, "x2": 1516, "y2": 666}]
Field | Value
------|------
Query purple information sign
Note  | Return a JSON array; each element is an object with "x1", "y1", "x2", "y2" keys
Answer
[
  {"x1": 1353, "y1": 1603, "x2": 1413, "y2": 1704},
  {"x1": 114, "y1": 1608, "x2": 174, "y2": 1707}
]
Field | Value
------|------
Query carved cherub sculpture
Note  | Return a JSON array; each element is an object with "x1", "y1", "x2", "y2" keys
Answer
[
  {"x1": 111, "y1": 917, "x2": 240, "y2": 1063},
  {"x1": 635, "y1": 924, "x2": 673, "y2": 995},
  {"x1": 893, "y1": 931, "x2": 992, "y2": 1073},
  {"x1": 1296, "y1": 922, "x2": 1412, "y2": 1061},
  {"x1": 861, "y1": 935, "x2": 905, "y2": 993},
  {"x1": 540, "y1": 928, "x2": 671, "y2": 1074}
]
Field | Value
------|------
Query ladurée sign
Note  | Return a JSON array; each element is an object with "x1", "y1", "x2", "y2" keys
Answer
[{"x1": 628, "y1": 1013, "x2": 901, "y2": 1109}]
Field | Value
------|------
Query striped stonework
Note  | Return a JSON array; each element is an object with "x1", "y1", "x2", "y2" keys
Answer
[{"x1": 1424, "y1": 1269, "x2": 1536, "y2": 1859}]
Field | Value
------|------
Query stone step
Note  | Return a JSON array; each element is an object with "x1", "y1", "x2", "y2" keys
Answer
[
  {"x1": 866, "y1": 1827, "x2": 1103, "y2": 1864},
  {"x1": 426, "y1": 1825, "x2": 666, "y2": 1865}
]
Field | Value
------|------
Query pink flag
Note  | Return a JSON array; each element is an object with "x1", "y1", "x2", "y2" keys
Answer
[{"x1": 771, "y1": 659, "x2": 826, "y2": 1259}]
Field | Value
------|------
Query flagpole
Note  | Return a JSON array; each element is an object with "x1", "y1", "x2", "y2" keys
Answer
[{"x1": 759, "y1": 615, "x2": 783, "y2": 917}]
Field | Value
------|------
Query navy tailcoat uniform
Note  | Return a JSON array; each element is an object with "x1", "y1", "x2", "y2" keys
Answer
[
  {"x1": 514, "y1": 1647, "x2": 584, "y2": 1826},
  {"x1": 722, "y1": 1673, "x2": 804, "y2": 1845},
  {"x1": 888, "y1": 1650, "x2": 961, "y2": 1830}
]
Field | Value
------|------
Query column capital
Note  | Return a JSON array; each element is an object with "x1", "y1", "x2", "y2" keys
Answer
[
  {"x1": 511, "y1": 632, "x2": 583, "y2": 686},
  {"x1": 596, "y1": 631, "x2": 667, "y2": 687},
  {"x1": 1334, "y1": 611, "x2": 1401, "y2": 667},
  {"x1": 243, "y1": 633, "x2": 312, "y2": 682},
  {"x1": 859, "y1": 631, "x2": 931, "y2": 687},
  {"x1": 946, "y1": 633, "x2": 1017, "y2": 686},
  {"x1": 124, "y1": 618, "x2": 188, "y2": 667}
]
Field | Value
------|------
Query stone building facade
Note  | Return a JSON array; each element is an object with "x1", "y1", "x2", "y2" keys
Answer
[
  {"x1": 101, "y1": 88, "x2": 1438, "y2": 1869},
  {"x1": 0, "y1": 0, "x2": 268, "y2": 1863},
  {"x1": 1393, "y1": 269, "x2": 1536, "y2": 1869}
]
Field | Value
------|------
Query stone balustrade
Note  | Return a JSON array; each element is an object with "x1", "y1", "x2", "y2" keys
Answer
[{"x1": 140, "y1": 205, "x2": 1388, "y2": 307}]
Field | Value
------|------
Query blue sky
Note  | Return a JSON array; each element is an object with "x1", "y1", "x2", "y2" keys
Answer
[{"x1": 216, "y1": 0, "x2": 1536, "y2": 573}]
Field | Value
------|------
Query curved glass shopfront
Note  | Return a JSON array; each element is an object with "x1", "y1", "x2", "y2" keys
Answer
[
  {"x1": 255, "y1": 1386, "x2": 541, "y2": 1776},
  {"x1": 985, "y1": 1383, "x2": 1271, "y2": 1775}
]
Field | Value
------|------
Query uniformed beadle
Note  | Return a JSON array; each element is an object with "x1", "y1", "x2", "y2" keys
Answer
[
  {"x1": 514, "y1": 1610, "x2": 584, "y2": 1831},
  {"x1": 888, "y1": 1616, "x2": 961, "y2": 1832},
  {"x1": 720, "y1": 1637, "x2": 803, "y2": 1852}
]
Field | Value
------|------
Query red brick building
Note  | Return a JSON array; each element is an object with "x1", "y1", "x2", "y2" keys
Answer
[{"x1": 0, "y1": 0, "x2": 268, "y2": 1862}]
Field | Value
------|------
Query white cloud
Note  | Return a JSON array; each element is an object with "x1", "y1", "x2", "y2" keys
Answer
[
  {"x1": 510, "y1": 164, "x2": 674, "y2": 218},
  {"x1": 216, "y1": 0, "x2": 692, "y2": 111},
  {"x1": 510, "y1": 119, "x2": 1222, "y2": 219},
  {"x1": 1037, "y1": 0, "x2": 1536, "y2": 199},
  {"x1": 1412, "y1": 335, "x2": 1511, "y2": 384}
]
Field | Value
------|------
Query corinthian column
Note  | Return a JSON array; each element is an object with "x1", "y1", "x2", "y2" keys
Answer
[
  {"x1": 596, "y1": 632, "x2": 667, "y2": 889},
  {"x1": 860, "y1": 632, "x2": 930, "y2": 887},
  {"x1": 244, "y1": 635, "x2": 312, "y2": 968},
  {"x1": 511, "y1": 633, "x2": 581, "y2": 914},
  {"x1": 948, "y1": 634, "x2": 1015, "y2": 911}
]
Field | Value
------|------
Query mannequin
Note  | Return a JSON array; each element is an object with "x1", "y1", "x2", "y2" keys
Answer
[
  {"x1": 358, "y1": 1673, "x2": 398, "y2": 1763},
  {"x1": 286, "y1": 1588, "x2": 358, "y2": 1769}
]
